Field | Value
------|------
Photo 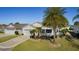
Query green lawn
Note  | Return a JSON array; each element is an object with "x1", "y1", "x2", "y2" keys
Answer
[
  {"x1": 0, "y1": 35, "x2": 17, "y2": 43},
  {"x1": 0, "y1": 31, "x2": 4, "y2": 33},
  {"x1": 13, "y1": 38, "x2": 79, "y2": 51}
]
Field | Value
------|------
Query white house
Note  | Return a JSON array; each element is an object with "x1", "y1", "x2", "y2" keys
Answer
[
  {"x1": 32, "y1": 22, "x2": 42, "y2": 27},
  {"x1": 4, "y1": 24, "x2": 35, "y2": 38},
  {"x1": 4, "y1": 24, "x2": 27, "y2": 34},
  {"x1": 4, "y1": 24, "x2": 15, "y2": 34}
]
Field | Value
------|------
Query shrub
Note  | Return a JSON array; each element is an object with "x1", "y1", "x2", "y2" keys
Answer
[
  {"x1": 15, "y1": 31, "x2": 19, "y2": 35},
  {"x1": 0, "y1": 31, "x2": 4, "y2": 33}
]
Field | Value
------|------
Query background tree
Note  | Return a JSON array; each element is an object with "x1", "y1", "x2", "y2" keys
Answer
[
  {"x1": 9, "y1": 23, "x2": 13, "y2": 25},
  {"x1": 74, "y1": 21, "x2": 79, "y2": 26},
  {"x1": 15, "y1": 22, "x2": 20, "y2": 24}
]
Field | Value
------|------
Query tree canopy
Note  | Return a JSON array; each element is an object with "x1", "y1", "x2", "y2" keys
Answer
[
  {"x1": 74, "y1": 21, "x2": 79, "y2": 26},
  {"x1": 73, "y1": 8, "x2": 79, "y2": 21},
  {"x1": 42, "y1": 7, "x2": 68, "y2": 29}
]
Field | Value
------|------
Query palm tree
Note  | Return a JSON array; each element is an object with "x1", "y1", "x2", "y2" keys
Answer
[
  {"x1": 73, "y1": 8, "x2": 79, "y2": 21},
  {"x1": 43, "y1": 7, "x2": 68, "y2": 42},
  {"x1": 74, "y1": 21, "x2": 79, "y2": 26}
]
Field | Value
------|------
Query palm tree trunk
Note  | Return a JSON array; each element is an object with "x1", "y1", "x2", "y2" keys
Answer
[
  {"x1": 53, "y1": 28, "x2": 56, "y2": 43},
  {"x1": 52, "y1": 16, "x2": 57, "y2": 43}
]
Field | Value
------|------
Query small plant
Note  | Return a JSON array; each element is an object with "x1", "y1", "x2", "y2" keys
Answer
[{"x1": 30, "y1": 29, "x2": 36, "y2": 34}]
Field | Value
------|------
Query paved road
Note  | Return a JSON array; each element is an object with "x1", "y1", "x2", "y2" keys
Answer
[{"x1": 0, "y1": 36, "x2": 29, "y2": 51}]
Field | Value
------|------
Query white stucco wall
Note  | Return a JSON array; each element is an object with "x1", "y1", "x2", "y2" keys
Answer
[
  {"x1": 4, "y1": 29, "x2": 15, "y2": 35},
  {"x1": 22, "y1": 25, "x2": 35, "y2": 39}
]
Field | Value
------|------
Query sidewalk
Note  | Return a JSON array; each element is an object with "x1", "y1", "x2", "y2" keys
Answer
[{"x1": 0, "y1": 36, "x2": 29, "y2": 51}]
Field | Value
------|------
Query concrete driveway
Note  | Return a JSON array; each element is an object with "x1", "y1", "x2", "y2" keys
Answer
[
  {"x1": 0, "y1": 34, "x2": 11, "y2": 38},
  {"x1": 0, "y1": 36, "x2": 29, "y2": 51}
]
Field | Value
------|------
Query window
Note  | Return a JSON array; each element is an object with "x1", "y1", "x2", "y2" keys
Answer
[
  {"x1": 46, "y1": 29, "x2": 52, "y2": 33},
  {"x1": 41, "y1": 29, "x2": 45, "y2": 33}
]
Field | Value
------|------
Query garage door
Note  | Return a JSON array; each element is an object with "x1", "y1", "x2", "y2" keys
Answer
[
  {"x1": 5, "y1": 30, "x2": 15, "y2": 34},
  {"x1": 23, "y1": 30, "x2": 31, "y2": 39}
]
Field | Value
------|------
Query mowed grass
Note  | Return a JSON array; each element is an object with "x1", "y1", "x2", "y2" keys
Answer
[
  {"x1": 13, "y1": 38, "x2": 79, "y2": 51},
  {"x1": 0, "y1": 35, "x2": 17, "y2": 43}
]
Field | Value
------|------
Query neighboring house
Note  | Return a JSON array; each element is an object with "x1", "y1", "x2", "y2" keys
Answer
[
  {"x1": 0, "y1": 24, "x2": 7, "y2": 33},
  {"x1": 4, "y1": 24, "x2": 25, "y2": 34},
  {"x1": 69, "y1": 25, "x2": 79, "y2": 33},
  {"x1": 32, "y1": 22, "x2": 42, "y2": 27},
  {"x1": 14, "y1": 24, "x2": 27, "y2": 34},
  {"x1": 4, "y1": 24, "x2": 35, "y2": 36},
  {"x1": 4, "y1": 24, "x2": 16, "y2": 34}
]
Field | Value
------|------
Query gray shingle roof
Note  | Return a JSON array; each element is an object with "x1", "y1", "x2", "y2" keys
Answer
[
  {"x1": 6, "y1": 24, "x2": 28, "y2": 30},
  {"x1": 0, "y1": 24, "x2": 7, "y2": 29}
]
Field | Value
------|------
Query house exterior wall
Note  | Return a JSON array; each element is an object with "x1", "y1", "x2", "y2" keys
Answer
[
  {"x1": 4, "y1": 29, "x2": 22, "y2": 35},
  {"x1": 22, "y1": 29, "x2": 31, "y2": 38},
  {"x1": 22, "y1": 25, "x2": 35, "y2": 39},
  {"x1": 41, "y1": 27, "x2": 55, "y2": 37},
  {"x1": 4, "y1": 29, "x2": 15, "y2": 35},
  {"x1": 23, "y1": 29, "x2": 30, "y2": 34}
]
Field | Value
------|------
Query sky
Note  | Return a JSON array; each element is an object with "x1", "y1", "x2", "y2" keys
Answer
[{"x1": 0, "y1": 7, "x2": 78, "y2": 25}]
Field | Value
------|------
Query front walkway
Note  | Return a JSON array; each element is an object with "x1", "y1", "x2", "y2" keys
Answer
[{"x1": 0, "y1": 36, "x2": 29, "y2": 51}]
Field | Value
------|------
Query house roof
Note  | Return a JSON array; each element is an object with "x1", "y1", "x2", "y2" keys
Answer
[
  {"x1": 0, "y1": 24, "x2": 7, "y2": 29},
  {"x1": 1, "y1": 22, "x2": 42, "y2": 30},
  {"x1": 32, "y1": 22, "x2": 42, "y2": 27},
  {"x1": 6, "y1": 24, "x2": 28, "y2": 30},
  {"x1": 14, "y1": 24, "x2": 28, "y2": 30},
  {"x1": 32, "y1": 22, "x2": 42, "y2": 25},
  {"x1": 6, "y1": 24, "x2": 15, "y2": 30},
  {"x1": 23, "y1": 24, "x2": 35, "y2": 30},
  {"x1": 0, "y1": 25, "x2": 3, "y2": 29}
]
